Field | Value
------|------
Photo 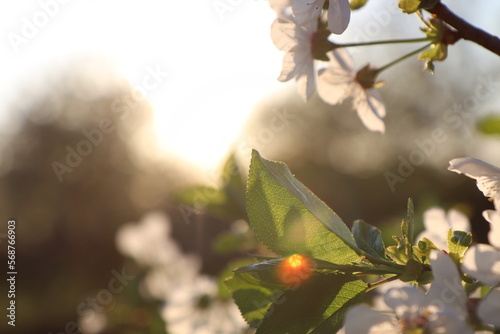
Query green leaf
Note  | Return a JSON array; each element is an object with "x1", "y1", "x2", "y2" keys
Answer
[
  {"x1": 218, "y1": 258, "x2": 257, "y2": 299},
  {"x1": 351, "y1": 220, "x2": 387, "y2": 260},
  {"x1": 350, "y1": 0, "x2": 368, "y2": 10},
  {"x1": 246, "y1": 150, "x2": 361, "y2": 264},
  {"x1": 225, "y1": 270, "x2": 285, "y2": 328},
  {"x1": 176, "y1": 153, "x2": 247, "y2": 221},
  {"x1": 386, "y1": 235, "x2": 409, "y2": 265},
  {"x1": 257, "y1": 273, "x2": 367, "y2": 334},
  {"x1": 477, "y1": 115, "x2": 500, "y2": 135},
  {"x1": 221, "y1": 153, "x2": 247, "y2": 213},
  {"x1": 447, "y1": 229, "x2": 472, "y2": 265},
  {"x1": 412, "y1": 237, "x2": 439, "y2": 264},
  {"x1": 419, "y1": 43, "x2": 447, "y2": 61}
]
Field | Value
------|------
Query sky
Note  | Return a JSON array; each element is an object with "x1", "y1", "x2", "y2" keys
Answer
[
  {"x1": 1, "y1": 0, "x2": 499, "y2": 176},
  {"x1": 0, "y1": 0, "x2": 284, "y2": 175}
]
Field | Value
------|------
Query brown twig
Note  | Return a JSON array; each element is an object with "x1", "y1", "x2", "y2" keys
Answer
[{"x1": 426, "y1": 2, "x2": 500, "y2": 56}]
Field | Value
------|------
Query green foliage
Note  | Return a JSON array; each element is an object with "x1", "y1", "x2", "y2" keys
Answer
[
  {"x1": 349, "y1": 0, "x2": 369, "y2": 10},
  {"x1": 447, "y1": 229, "x2": 473, "y2": 265},
  {"x1": 255, "y1": 274, "x2": 366, "y2": 334},
  {"x1": 177, "y1": 153, "x2": 247, "y2": 221},
  {"x1": 226, "y1": 259, "x2": 367, "y2": 333},
  {"x1": 228, "y1": 151, "x2": 471, "y2": 332},
  {"x1": 225, "y1": 268, "x2": 283, "y2": 328},
  {"x1": 419, "y1": 17, "x2": 450, "y2": 73},
  {"x1": 246, "y1": 149, "x2": 361, "y2": 263},
  {"x1": 477, "y1": 115, "x2": 500, "y2": 135},
  {"x1": 398, "y1": 0, "x2": 439, "y2": 13},
  {"x1": 412, "y1": 237, "x2": 438, "y2": 264},
  {"x1": 351, "y1": 220, "x2": 387, "y2": 260}
]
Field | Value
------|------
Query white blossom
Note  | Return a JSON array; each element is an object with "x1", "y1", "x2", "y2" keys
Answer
[
  {"x1": 140, "y1": 253, "x2": 201, "y2": 300},
  {"x1": 462, "y1": 209, "x2": 500, "y2": 286},
  {"x1": 448, "y1": 157, "x2": 500, "y2": 208},
  {"x1": 291, "y1": 0, "x2": 350, "y2": 34},
  {"x1": 344, "y1": 252, "x2": 472, "y2": 334},
  {"x1": 161, "y1": 276, "x2": 246, "y2": 334},
  {"x1": 271, "y1": 11, "x2": 317, "y2": 101},
  {"x1": 115, "y1": 211, "x2": 182, "y2": 267},
  {"x1": 477, "y1": 289, "x2": 500, "y2": 327},
  {"x1": 317, "y1": 49, "x2": 386, "y2": 133},
  {"x1": 416, "y1": 207, "x2": 470, "y2": 250}
]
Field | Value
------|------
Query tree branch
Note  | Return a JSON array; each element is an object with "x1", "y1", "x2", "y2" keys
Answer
[{"x1": 426, "y1": 2, "x2": 500, "y2": 57}]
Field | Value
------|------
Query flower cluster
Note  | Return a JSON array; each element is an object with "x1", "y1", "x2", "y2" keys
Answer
[
  {"x1": 341, "y1": 156, "x2": 500, "y2": 333},
  {"x1": 268, "y1": 0, "x2": 387, "y2": 133},
  {"x1": 448, "y1": 157, "x2": 500, "y2": 328},
  {"x1": 82, "y1": 212, "x2": 247, "y2": 334},
  {"x1": 345, "y1": 251, "x2": 473, "y2": 334}
]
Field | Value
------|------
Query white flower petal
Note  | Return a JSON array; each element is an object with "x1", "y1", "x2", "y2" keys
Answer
[
  {"x1": 417, "y1": 208, "x2": 470, "y2": 250},
  {"x1": 462, "y1": 244, "x2": 500, "y2": 286},
  {"x1": 271, "y1": 16, "x2": 299, "y2": 52},
  {"x1": 448, "y1": 157, "x2": 500, "y2": 200},
  {"x1": 477, "y1": 289, "x2": 500, "y2": 327},
  {"x1": 271, "y1": 12, "x2": 316, "y2": 101},
  {"x1": 353, "y1": 88, "x2": 385, "y2": 133},
  {"x1": 448, "y1": 209, "x2": 471, "y2": 233},
  {"x1": 115, "y1": 212, "x2": 180, "y2": 266},
  {"x1": 327, "y1": 0, "x2": 351, "y2": 34},
  {"x1": 344, "y1": 304, "x2": 397, "y2": 334},
  {"x1": 297, "y1": 59, "x2": 317, "y2": 101},
  {"x1": 427, "y1": 309, "x2": 473, "y2": 334},
  {"x1": 483, "y1": 209, "x2": 500, "y2": 248},
  {"x1": 328, "y1": 48, "x2": 355, "y2": 72},
  {"x1": 291, "y1": 0, "x2": 324, "y2": 27},
  {"x1": 426, "y1": 251, "x2": 467, "y2": 315},
  {"x1": 316, "y1": 68, "x2": 352, "y2": 105},
  {"x1": 384, "y1": 286, "x2": 425, "y2": 319}
]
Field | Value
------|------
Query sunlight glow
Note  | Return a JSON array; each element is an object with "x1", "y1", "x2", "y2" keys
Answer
[
  {"x1": 0, "y1": 0, "x2": 284, "y2": 174},
  {"x1": 277, "y1": 254, "x2": 314, "y2": 286}
]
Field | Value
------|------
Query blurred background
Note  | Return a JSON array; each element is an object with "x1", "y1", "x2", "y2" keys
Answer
[{"x1": 0, "y1": 0, "x2": 499, "y2": 333}]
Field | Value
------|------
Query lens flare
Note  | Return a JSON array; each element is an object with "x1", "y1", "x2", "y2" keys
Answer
[{"x1": 277, "y1": 254, "x2": 314, "y2": 286}]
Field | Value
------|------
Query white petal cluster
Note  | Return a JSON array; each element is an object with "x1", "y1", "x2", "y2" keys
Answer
[
  {"x1": 344, "y1": 252, "x2": 472, "y2": 334},
  {"x1": 269, "y1": 0, "x2": 386, "y2": 132},
  {"x1": 448, "y1": 157, "x2": 500, "y2": 328},
  {"x1": 115, "y1": 212, "x2": 246, "y2": 334}
]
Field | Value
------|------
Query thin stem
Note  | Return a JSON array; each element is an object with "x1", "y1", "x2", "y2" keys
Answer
[
  {"x1": 362, "y1": 252, "x2": 406, "y2": 272},
  {"x1": 426, "y1": 2, "x2": 500, "y2": 56},
  {"x1": 375, "y1": 43, "x2": 432, "y2": 75},
  {"x1": 335, "y1": 37, "x2": 431, "y2": 48},
  {"x1": 367, "y1": 275, "x2": 400, "y2": 291}
]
